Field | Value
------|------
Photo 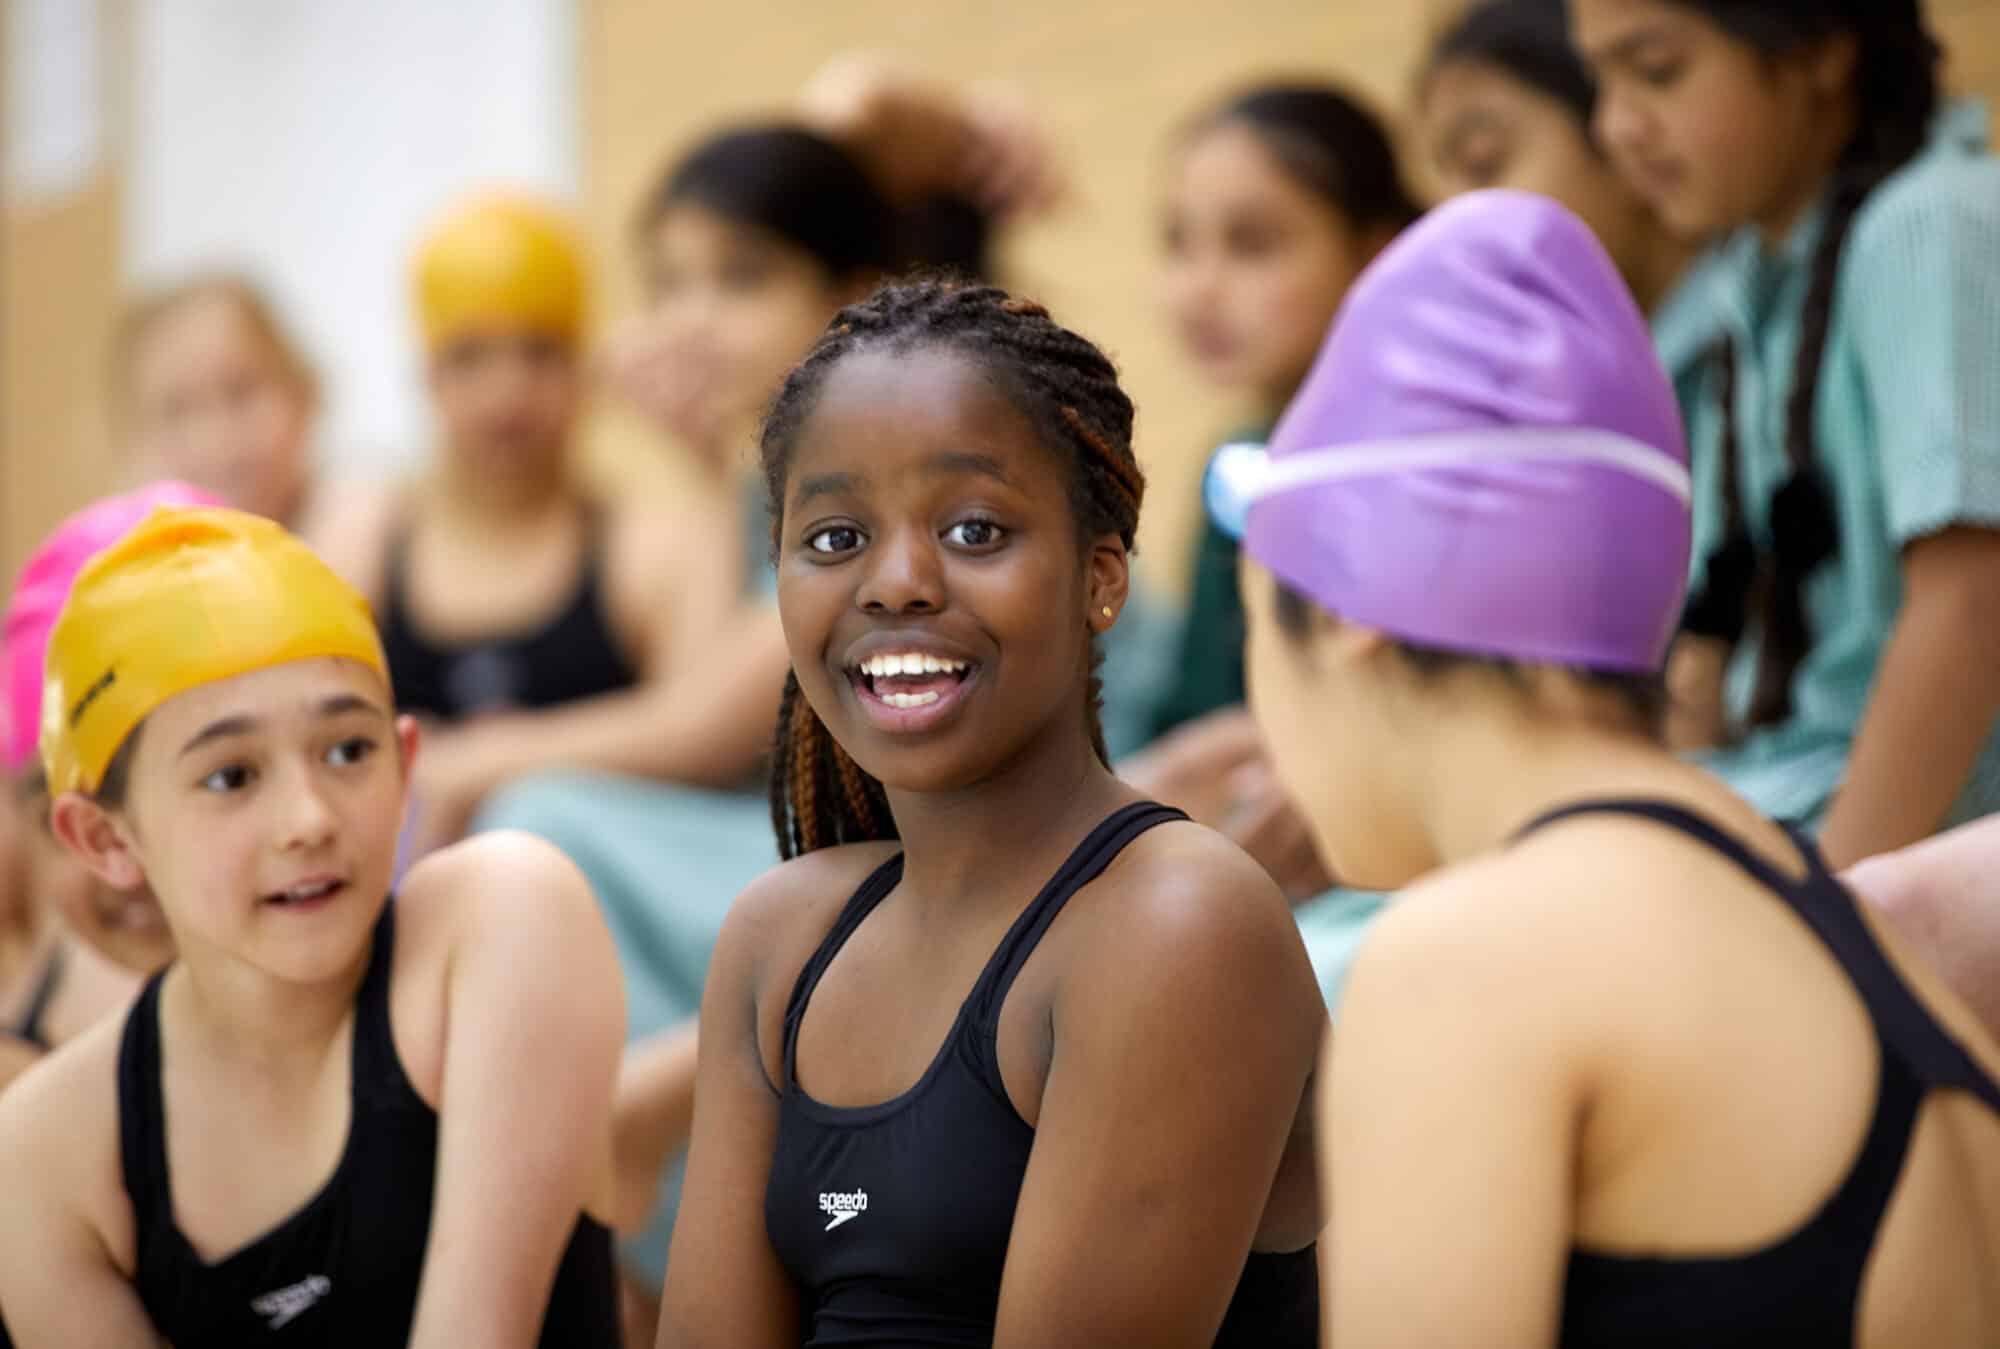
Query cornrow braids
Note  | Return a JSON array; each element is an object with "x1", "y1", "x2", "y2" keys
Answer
[
  {"x1": 763, "y1": 278, "x2": 1145, "y2": 860},
  {"x1": 1676, "y1": 1, "x2": 1939, "y2": 731}
]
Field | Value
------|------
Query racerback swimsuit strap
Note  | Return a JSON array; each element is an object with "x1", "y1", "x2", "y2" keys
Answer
[{"x1": 1521, "y1": 798, "x2": 2000, "y2": 1298}]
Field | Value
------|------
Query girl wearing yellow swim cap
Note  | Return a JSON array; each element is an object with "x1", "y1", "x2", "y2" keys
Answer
[
  {"x1": 0, "y1": 507, "x2": 622, "y2": 1346},
  {"x1": 316, "y1": 191, "x2": 755, "y2": 855}
]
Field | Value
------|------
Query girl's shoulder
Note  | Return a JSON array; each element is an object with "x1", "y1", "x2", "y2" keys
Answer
[
  {"x1": 1843, "y1": 128, "x2": 2000, "y2": 287},
  {"x1": 721, "y1": 842, "x2": 905, "y2": 988},
  {"x1": 0, "y1": 997, "x2": 136, "y2": 1252},
  {"x1": 1050, "y1": 813, "x2": 1318, "y2": 1014},
  {"x1": 384, "y1": 831, "x2": 621, "y2": 1105}
]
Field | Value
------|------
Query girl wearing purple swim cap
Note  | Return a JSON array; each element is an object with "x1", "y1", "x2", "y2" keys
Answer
[
  {"x1": 1226, "y1": 190, "x2": 2000, "y2": 1345},
  {"x1": 1569, "y1": 0, "x2": 2000, "y2": 872}
]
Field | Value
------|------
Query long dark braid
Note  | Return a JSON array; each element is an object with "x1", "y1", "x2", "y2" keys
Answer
[
  {"x1": 761, "y1": 279, "x2": 1146, "y2": 860},
  {"x1": 1677, "y1": 1, "x2": 1939, "y2": 729}
]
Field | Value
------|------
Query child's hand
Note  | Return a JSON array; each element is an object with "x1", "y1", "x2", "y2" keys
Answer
[
  {"x1": 600, "y1": 315, "x2": 734, "y2": 455},
  {"x1": 799, "y1": 54, "x2": 1067, "y2": 220}
]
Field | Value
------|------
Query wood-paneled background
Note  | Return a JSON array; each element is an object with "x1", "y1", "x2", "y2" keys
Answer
[{"x1": 7, "y1": 0, "x2": 1999, "y2": 591}]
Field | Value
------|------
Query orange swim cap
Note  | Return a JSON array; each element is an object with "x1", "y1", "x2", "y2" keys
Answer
[
  {"x1": 40, "y1": 506, "x2": 386, "y2": 795},
  {"x1": 412, "y1": 194, "x2": 589, "y2": 352}
]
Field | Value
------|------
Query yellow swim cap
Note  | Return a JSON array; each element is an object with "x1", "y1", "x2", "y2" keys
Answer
[
  {"x1": 412, "y1": 194, "x2": 589, "y2": 352},
  {"x1": 40, "y1": 506, "x2": 387, "y2": 796}
]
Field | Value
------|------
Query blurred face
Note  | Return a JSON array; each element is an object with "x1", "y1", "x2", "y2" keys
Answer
[
  {"x1": 639, "y1": 204, "x2": 854, "y2": 466},
  {"x1": 55, "y1": 659, "x2": 413, "y2": 985},
  {"x1": 428, "y1": 329, "x2": 582, "y2": 490},
  {"x1": 19, "y1": 780, "x2": 174, "y2": 973},
  {"x1": 1570, "y1": 0, "x2": 1853, "y2": 239},
  {"x1": 776, "y1": 346, "x2": 1126, "y2": 795},
  {"x1": 129, "y1": 293, "x2": 312, "y2": 525},
  {"x1": 1161, "y1": 122, "x2": 1374, "y2": 410},
  {"x1": 1241, "y1": 562, "x2": 1430, "y2": 891},
  {"x1": 1421, "y1": 59, "x2": 1661, "y2": 291}
]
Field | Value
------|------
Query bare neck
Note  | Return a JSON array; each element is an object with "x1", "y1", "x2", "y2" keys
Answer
[
  {"x1": 1632, "y1": 230, "x2": 1699, "y2": 316},
  {"x1": 168, "y1": 938, "x2": 373, "y2": 1078},
  {"x1": 884, "y1": 714, "x2": 1136, "y2": 921},
  {"x1": 422, "y1": 468, "x2": 579, "y2": 536},
  {"x1": 1399, "y1": 697, "x2": 1698, "y2": 874}
]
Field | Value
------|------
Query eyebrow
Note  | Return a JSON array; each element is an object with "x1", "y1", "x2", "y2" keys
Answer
[
  {"x1": 1586, "y1": 25, "x2": 1676, "y2": 69},
  {"x1": 923, "y1": 451, "x2": 1011, "y2": 485},
  {"x1": 790, "y1": 452, "x2": 1013, "y2": 510},
  {"x1": 792, "y1": 471, "x2": 864, "y2": 509},
  {"x1": 177, "y1": 694, "x2": 388, "y2": 758}
]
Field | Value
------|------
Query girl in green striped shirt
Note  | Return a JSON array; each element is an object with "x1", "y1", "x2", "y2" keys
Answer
[{"x1": 1573, "y1": 0, "x2": 2000, "y2": 866}]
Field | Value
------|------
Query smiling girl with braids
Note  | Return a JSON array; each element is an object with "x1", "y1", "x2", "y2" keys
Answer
[
  {"x1": 1569, "y1": 0, "x2": 2000, "y2": 868},
  {"x1": 656, "y1": 281, "x2": 1323, "y2": 1347}
]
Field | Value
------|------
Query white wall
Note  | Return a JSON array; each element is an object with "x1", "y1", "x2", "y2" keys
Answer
[{"x1": 125, "y1": 0, "x2": 579, "y2": 479}]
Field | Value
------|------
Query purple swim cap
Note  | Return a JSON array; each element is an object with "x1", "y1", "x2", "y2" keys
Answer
[
  {"x1": 4, "y1": 480, "x2": 224, "y2": 774},
  {"x1": 1215, "y1": 189, "x2": 1690, "y2": 673}
]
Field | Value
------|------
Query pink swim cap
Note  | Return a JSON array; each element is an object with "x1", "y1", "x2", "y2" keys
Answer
[
  {"x1": 4, "y1": 481, "x2": 224, "y2": 774},
  {"x1": 1213, "y1": 190, "x2": 1691, "y2": 673}
]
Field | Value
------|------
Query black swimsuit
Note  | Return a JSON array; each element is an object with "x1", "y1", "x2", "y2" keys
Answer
[
  {"x1": 378, "y1": 508, "x2": 639, "y2": 720},
  {"x1": 763, "y1": 801, "x2": 1317, "y2": 1347},
  {"x1": 115, "y1": 902, "x2": 617, "y2": 1346},
  {"x1": 1520, "y1": 800, "x2": 2000, "y2": 1346}
]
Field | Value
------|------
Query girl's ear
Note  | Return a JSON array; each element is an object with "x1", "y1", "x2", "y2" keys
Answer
[
  {"x1": 394, "y1": 714, "x2": 422, "y2": 783},
  {"x1": 47, "y1": 793, "x2": 148, "y2": 892},
  {"x1": 1086, "y1": 535, "x2": 1131, "y2": 634}
]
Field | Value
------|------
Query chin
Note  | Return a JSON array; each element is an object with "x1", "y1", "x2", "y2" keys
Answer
[
  {"x1": 1651, "y1": 191, "x2": 1722, "y2": 244},
  {"x1": 1314, "y1": 797, "x2": 1430, "y2": 896},
  {"x1": 846, "y1": 740, "x2": 993, "y2": 799}
]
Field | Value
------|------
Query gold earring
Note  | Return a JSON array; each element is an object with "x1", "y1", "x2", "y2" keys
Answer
[{"x1": 1100, "y1": 606, "x2": 1114, "y2": 619}]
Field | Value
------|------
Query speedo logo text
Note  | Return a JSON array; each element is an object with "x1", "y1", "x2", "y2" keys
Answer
[{"x1": 820, "y1": 1189, "x2": 868, "y2": 1231}]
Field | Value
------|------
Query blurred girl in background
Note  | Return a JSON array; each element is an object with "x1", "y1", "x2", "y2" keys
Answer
[
  {"x1": 1133, "y1": 81, "x2": 1420, "y2": 1002},
  {"x1": 1570, "y1": 0, "x2": 2000, "y2": 867}
]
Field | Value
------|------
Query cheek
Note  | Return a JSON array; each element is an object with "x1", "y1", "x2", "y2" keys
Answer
[
  {"x1": 525, "y1": 368, "x2": 582, "y2": 424},
  {"x1": 1252, "y1": 253, "x2": 1351, "y2": 365},
  {"x1": 1654, "y1": 67, "x2": 1795, "y2": 223},
  {"x1": 1245, "y1": 633, "x2": 1326, "y2": 806},
  {"x1": 1540, "y1": 152, "x2": 1640, "y2": 260},
  {"x1": 243, "y1": 391, "x2": 307, "y2": 458},
  {"x1": 775, "y1": 567, "x2": 845, "y2": 687}
]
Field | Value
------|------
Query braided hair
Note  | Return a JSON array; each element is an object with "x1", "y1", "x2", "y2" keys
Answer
[
  {"x1": 761, "y1": 279, "x2": 1146, "y2": 859},
  {"x1": 1675, "y1": 1, "x2": 1940, "y2": 729}
]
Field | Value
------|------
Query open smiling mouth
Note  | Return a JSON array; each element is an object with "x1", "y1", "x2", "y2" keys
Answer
[
  {"x1": 846, "y1": 651, "x2": 979, "y2": 730},
  {"x1": 263, "y1": 878, "x2": 347, "y2": 911}
]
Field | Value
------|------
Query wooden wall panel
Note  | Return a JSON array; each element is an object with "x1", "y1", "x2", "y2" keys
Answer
[
  {"x1": 584, "y1": 0, "x2": 2000, "y2": 594},
  {"x1": 2, "y1": 179, "x2": 123, "y2": 583},
  {"x1": 1, "y1": 0, "x2": 126, "y2": 583},
  {"x1": 581, "y1": 2, "x2": 1434, "y2": 588},
  {"x1": 5, "y1": 2, "x2": 1996, "y2": 594}
]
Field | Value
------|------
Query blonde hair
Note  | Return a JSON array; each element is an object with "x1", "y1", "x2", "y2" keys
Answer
[{"x1": 110, "y1": 274, "x2": 319, "y2": 430}]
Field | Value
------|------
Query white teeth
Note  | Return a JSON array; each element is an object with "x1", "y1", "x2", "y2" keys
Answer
[
  {"x1": 882, "y1": 691, "x2": 942, "y2": 709},
  {"x1": 859, "y1": 653, "x2": 970, "y2": 678}
]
